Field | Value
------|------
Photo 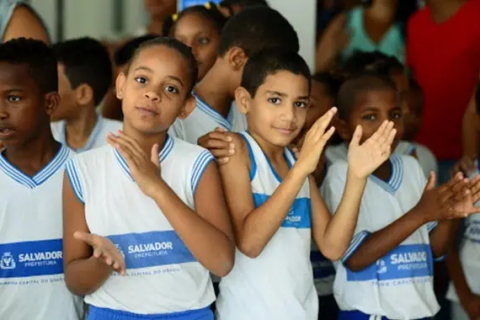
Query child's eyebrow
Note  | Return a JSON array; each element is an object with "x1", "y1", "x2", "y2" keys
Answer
[
  {"x1": 133, "y1": 66, "x2": 154, "y2": 73},
  {"x1": 297, "y1": 96, "x2": 309, "y2": 101},
  {"x1": 164, "y1": 76, "x2": 184, "y2": 87},
  {"x1": 266, "y1": 90, "x2": 287, "y2": 97}
]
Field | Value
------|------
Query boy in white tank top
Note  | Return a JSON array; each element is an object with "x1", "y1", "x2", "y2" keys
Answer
[
  {"x1": 0, "y1": 38, "x2": 83, "y2": 320},
  {"x1": 215, "y1": 49, "x2": 397, "y2": 320},
  {"x1": 62, "y1": 38, "x2": 235, "y2": 320},
  {"x1": 50, "y1": 37, "x2": 123, "y2": 152},
  {"x1": 321, "y1": 73, "x2": 480, "y2": 320}
]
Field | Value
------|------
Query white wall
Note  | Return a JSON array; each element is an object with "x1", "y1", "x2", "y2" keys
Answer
[
  {"x1": 270, "y1": 0, "x2": 317, "y2": 71},
  {"x1": 27, "y1": 0, "x2": 317, "y2": 69}
]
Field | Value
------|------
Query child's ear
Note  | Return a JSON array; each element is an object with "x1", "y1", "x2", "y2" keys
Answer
[
  {"x1": 226, "y1": 47, "x2": 248, "y2": 71},
  {"x1": 116, "y1": 73, "x2": 127, "y2": 99},
  {"x1": 75, "y1": 84, "x2": 94, "y2": 106},
  {"x1": 235, "y1": 87, "x2": 253, "y2": 115},
  {"x1": 178, "y1": 94, "x2": 196, "y2": 120},
  {"x1": 335, "y1": 117, "x2": 352, "y2": 141},
  {"x1": 45, "y1": 92, "x2": 61, "y2": 116}
]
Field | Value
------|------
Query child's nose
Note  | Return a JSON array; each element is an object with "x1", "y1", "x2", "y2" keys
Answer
[{"x1": 144, "y1": 91, "x2": 161, "y2": 102}]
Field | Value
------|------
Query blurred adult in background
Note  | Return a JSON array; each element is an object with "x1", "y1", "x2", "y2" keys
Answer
[
  {"x1": 0, "y1": 0, "x2": 49, "y2": 43},
  {"x1": 408, "y1": 0, "x2": 480, "y2": 183},
  {"x1": 134, "y1": 0, "x2": 177, "y2": 36},
  {"x1": 315, "y1": 0, "x2": 418, "y2": 71}
]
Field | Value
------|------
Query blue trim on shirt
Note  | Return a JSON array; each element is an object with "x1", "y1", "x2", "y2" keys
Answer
[
  {"x1": 191, "y1": 150, "x2": 215, "y2": 195},
  {"x1": 194, "y1": 94, "x2": 231, "y2": 131},
  {"x1": 65, "y1": 158, "x2": 84, "y2": 204},
  {"x1": 369, "y1": 155, "x2": 403, "y2": 193},
  {"x1": 239, "y1": 133, "x2": 257, "y2": 182},
  {"x1": 0, "y1": 145, "x2": 70, "y2": 189},
  {"x1": 87, "y1": 305, "x2": 214, "y2": 320},
  {"x1": 114, "y1": 136, "x2": 174, "y2": 181},
  {"x1": 341, "y1": 231, "x2": 370, "y2": 263}
]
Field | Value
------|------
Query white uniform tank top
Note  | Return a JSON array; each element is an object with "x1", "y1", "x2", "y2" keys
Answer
[
  {"x1": 322, "y1": 156, "x2": 440, "y2": 319},
  {"x1": 215, "y1": 131, "x2": 317, "y2": 320},
  {"x1": 0, "y1": 145, "x2": 83, "y2": 320},
  {"x1": 66, "y1": 136, "x2": 215, "y2": 315}
]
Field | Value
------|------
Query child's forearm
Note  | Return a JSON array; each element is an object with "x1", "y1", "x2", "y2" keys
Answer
[
  {"x1": 65, "y1": 257, "x2": 112, "y2": 296},
  {"x1": 429, "y1": 220, "x2": 457, "y2": 258},
  {"x1": 151, "y1": 181, "x2": 235, "y2": 277},
  {"x1": 345, "y1": 206, "x2": 428, "y2": 271},
  {"x1": 447, "y1": 243, "x2": 474, "y2": 304},
  {"x1": 234, "y1": 166, "x2": 307, "y2": 258},
  {"x1": 320, "y1": 170, "x2": 367, "y2": 260}
]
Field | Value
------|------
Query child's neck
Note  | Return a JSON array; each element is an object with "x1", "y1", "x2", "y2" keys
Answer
[
  {"x1": 250, "y1": 131, "x2": 290, "y2": 178},
  {"x1": 372, "y1": 158, "x2": 393, "y2": 182},
  {"x1": 3, "y1": 128, "x2": 60, "y2": 177},
  {"x1": 64, "y1": 107, "x2": 98, "y2": 150},
  {"x1": 148, "y1": 17, "x2": 165, "y2": 35},
  {"x1": 429, "y1": 0, "x2": 467, "y2": 23},
  {"x1": 366, "y1": 1, "x2": 396, "y2": 22},
  {"x1": 195, "y1": 64, "x2": 234, "y2": 119},
  {"x1": 123, "y1": 124, "x2": 168, "y2": 158}
]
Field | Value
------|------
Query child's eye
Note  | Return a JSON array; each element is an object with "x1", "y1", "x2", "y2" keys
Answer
[
  {"x1": 165, "y1": 85, "x2": 179, "y2": 94},
  {"x1": 391, "y1": 111, "x2": 403, "y2": 119},
  {"x1": 362, "y1": 114, "x2": 376, "y2": 121},
  {"x1": 7, "y1": 95, "x2": 21, "y2": 102},
  {"x1": 268, "y1": 97, "x2": 281, "y2": 105},
  {"x1": 135, "y1": 77, "x2": 147, "y2": 84},
  {"x1": 198, "y1": 37, "x2": 210, "y2": 45},
  {"x1": 295, "y1": 101, "x2": 308, "y2": 109}
]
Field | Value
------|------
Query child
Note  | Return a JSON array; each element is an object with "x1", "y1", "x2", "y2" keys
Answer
[
  {"x1": 321, "y1": 73, "x2": 480, "y2": 320},
  {"x1": 51, "y1": 37, "x2": 122, "y2": 152},
  {"x1": 62, "y1": 37, "x2": 235, "y2": 320},
  {"x1": 215, "y1": 49, "x2": 397, "y2": 320},
  {"x1": 170, "y1": 6, "x2": 299, "y2": 146},
  {"x1": 103, "y1": 34, "x2": 158, "y2": 121},
  {"x1": 163, "y1": 2, "x2": 228, "y2": 81},
  {"x1": 0, "y1": 38, "x2": 82, "y2": 319},
  {"x1": 330, "y1": 51, "x2": 438, "y2": 179}
]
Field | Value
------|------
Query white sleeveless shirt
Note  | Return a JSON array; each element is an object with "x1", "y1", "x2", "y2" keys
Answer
[
  {"x1": 65, "y1": 136, "x2": 216, "y2": 314},
  {"x1": 215, "y1": 132, "x2": 317, "y2": 320},
  {"x1": 0, "y1": 145, "x2": 83, "y2": 320}
]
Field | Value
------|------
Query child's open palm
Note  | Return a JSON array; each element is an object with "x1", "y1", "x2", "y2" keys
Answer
[
  {"x1": 295, "y1": 107, "x2": 337, "y2": 176},
  {"x1": 74, "y1": 231, "x2": 126, "y2": 276},
  {"x1": 107, "y1": 131, "x2": 162, "y2": 197},
  {"x1": 347, "y1": 121, "x2": 396, "y2": 179}
]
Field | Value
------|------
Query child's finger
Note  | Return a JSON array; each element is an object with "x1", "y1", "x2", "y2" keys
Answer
[
  {"x1": 208, "y1": 131, "x2": 232, "y2": 142},
  {"x1": 349, "y1": 125, "x2": 362, "y2": 148},
  {"x1": 211, "y1": 148, "x2": 235, "y2": 159},
  {"x1": 93, "y1": 248, "x2": 103, "y2": 259},
  {"x1": 214, "y1": 127, "x2": 227, "y2": 133},
  {"x1": 110, "y1": 133, "x2": 143, "y2": 159},
  {"x1": 74, "y1": 231, "x2": 97, "y2": 246},
  {"x1": 150, "y1": 144, "x2": 160, "y2": 166},
  {"x1": 368, "y1": 121, "x2": 388, "y2": 143},
  {"x1": 117, "y1": 145, "x2": 139, "y2": 169},
  {"x1": 117, "y1": 131, "x2": 145, "y2": 155},
  {"x1": 309, "y1": 107, "x2": 337, "y2": 137}
]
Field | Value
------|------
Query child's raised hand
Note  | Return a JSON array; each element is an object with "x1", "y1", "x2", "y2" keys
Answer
[
  {"x1": 197, "y1": 127, "x2": 235, "y2": 165},
  {"x1": 294, "y1": 107, "x2": 337, "y2": 176},
  {"x1": 347, "y1": 121, "x2": 396, "y2": 179},
  {"x1": 107, "y1": 131, "x2": 162, "y2": 197},
  {"x1": 417, "y1": 172, "x2": 477, "y2": 221},
  {"x1": 74, "y1": 231, "x2": 126, "y2": 276}
]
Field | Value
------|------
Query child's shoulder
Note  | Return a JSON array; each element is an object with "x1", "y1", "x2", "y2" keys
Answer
[
  {"x1": 71, "y1": 144, "x2": 111, "y2": 164},
  {"x1": 169, "y1": 136, "x2": 215, "y2": 167}
]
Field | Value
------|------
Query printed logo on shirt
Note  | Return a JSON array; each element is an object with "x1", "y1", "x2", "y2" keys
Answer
[
  {"x1": 346, "y1": 244, "x2": 433, "y2": 285},
  {"x1": 0, "y1": 239, "x2": 63, "y2": 279},
  {"x1": 253, "y1": 193, "x2": 311, "y2": 229},
  {"x1": 108, "y1": 230, "x2": 196, "y2": 271}
]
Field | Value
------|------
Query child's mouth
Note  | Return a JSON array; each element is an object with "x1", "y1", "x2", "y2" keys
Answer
[
  {"x1": 0, "y1": 128, "x2": 15, "y2": 138},
  {"x1": 135, "y1": 107, "x2": 159, "y2": 117}
]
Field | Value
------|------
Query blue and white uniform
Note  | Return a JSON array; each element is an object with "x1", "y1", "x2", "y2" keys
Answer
[
  {"x1": 169, "y1": 95, "x2": 247, "y2": 144},
  {"x1": 446, "y1": 167, "x2": 480, "y2": 319},
  {"x1": 215, "y1": 132, "x2": 317, "y2": 320},
  {"x1": 321, "y1": 155, "x2": 440, "y2": 319},
  {"x1": 395, "y1": 141, "x2": 437, "y2": 179},
  {"x1": 0, "y1": 145, "x2": 83, "y2": 320},
  {"x1": 51, "y1": 114, "x2": 123, "y2": 152},
  {"x1": 66, "y1": 136, "x2": 215, "y2": 319}
]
